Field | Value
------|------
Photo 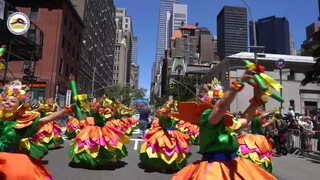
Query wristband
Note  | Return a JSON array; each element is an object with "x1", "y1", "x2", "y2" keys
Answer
[{"x1": 231, "y1": 79, "x2": 245, "y2": 92}]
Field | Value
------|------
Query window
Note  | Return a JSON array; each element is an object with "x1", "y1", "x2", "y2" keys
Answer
[
  {"x1": 76, "y1": 51, "x2": 79, "y2": 61},
  {"x1": 67, "y1": 41, "x2": 70, "y2": 53},
  {"x1": 125, "y1": 19, "x2": 128, "y2": 23},
  {"x1": 72, "y1": 46, "x2": 75, "y2": 57},
  {"x1": 28, "y1": 29, "x2": 36, "y2": 44},
  {"x1": 65, "y1": 63, "x2": 68, "y2": 77},
  {"x1": 125, "y1": 24, "x2": 128, "y2": 28},
  {"x1": 59, "y1": 58, "x2": 63, "y2": 74},
  {"x1": 30, "y1": 7, "x2": 39, "y2": 20},
  {"x1": 61, "y1": 35, "x2": 65, "y2": 48},
  {"x1": 69, "y1": 21, "x2": 73, "y2": 31},
  {"x1": 78, "y1": 33, "x2": 81, "y2": 43},
  {"x1": 74, "y1": 28, "x2": 77, "y2": 37},
  {"x1": 63, "y1": 14, "x2": 67, "y2": 26}
]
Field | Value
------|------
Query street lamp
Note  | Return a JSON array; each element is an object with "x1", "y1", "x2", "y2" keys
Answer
[
  {"x1": 240, "y1": 0, "x2": 264, "y2": 63},
  {"x1": 91, "y1": 54, "x2": 113, "y2": 99}
]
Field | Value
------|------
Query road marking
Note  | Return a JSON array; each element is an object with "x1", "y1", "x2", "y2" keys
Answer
[
  {"x1": 132, "y1": 129, "x2": 149, "y2": 135},
  {"x1": 130, "y1": 138, "x2": 144, "y2": 150}
]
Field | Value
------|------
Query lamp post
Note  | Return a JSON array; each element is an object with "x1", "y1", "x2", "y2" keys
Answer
[
  {"x1": 91, "y1": 54, "x2": 113, "y2": 99},
  {"x1": 240, "y1": 0, "x2": 264, "y2": 63}
]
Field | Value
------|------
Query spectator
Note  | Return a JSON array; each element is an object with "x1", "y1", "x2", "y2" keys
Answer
[
  {"x1": 271, "y1": 114, "x2": 288, "y2": 156},
  {"x1": 285, "y1": 113, "x2": 296, "y2": 152},
  {"x1": 136, "y1": 103, "x2": 151, "y2": 138},
  {"x1": 298, "y1": 116, "x2": 314, "y2": 151},
  {"x1": 288, "y1": 107, "x2": 295, "y2": 118}
]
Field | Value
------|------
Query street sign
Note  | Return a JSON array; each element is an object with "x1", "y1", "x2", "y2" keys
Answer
[
  {"x1": 66, "y1": 90, "x2": 72, "y2": 105},
  {"x1": 276, "y1": 58, "x2": 286, "y2": 69}
]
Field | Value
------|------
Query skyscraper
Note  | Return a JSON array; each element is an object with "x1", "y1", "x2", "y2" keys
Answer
[
  {"x1": 217, "y1": 6, "x2": 247, "y2": 59},
  {"x1": 168, "y1": 3, "x2": 187, "y2": 48},
  {"x1": 132, "y1": 36, "x2": 138, "y2": 64},
  {"x1": 155, "y1": 0, "x2": 179, "y2": 72},
  {"x1": 114, "y1": 8, "x2": 133, "y2": 85},
  {"x1": 250, "y1": 16, "x2": 290, "y2": 55}
]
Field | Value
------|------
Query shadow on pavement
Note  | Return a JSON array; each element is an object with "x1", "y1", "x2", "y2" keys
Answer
[
  {"x1": 137, "y1": 162, "x2": 177, "y2": 174},
  {"x1": 48, "y1": 146, "x2": 64, "y2": 151},
  {"x1": 41, "y1": 160, "x2": 49, "y2": 165},
  {"x1": 69, "y1": 161, "x2": 128, "y2": 170}
]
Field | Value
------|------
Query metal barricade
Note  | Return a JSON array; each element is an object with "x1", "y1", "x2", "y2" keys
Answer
[{"x1": 287, "y1": 128, "x2": 302, "y2": 157}]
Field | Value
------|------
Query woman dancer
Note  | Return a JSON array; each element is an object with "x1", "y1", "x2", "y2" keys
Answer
[
  {"x1": 172, "y1": 70, "x2": 276, "y2": 180},
  {"x1": 0, "y1": 80, "x2": 73, "y2": 179},
  {"x1": 30, "y1": 98, "x2": 64, "y2": 149},
  {"x1": 68, "y1": 75, "x2": 130, "y2": 167},
  {"x1": 237, "y1": 107, "x2": 274, "y2": 173},
  {"x1": 139, "y1": 100, "x2": 191, "y2": 171}
]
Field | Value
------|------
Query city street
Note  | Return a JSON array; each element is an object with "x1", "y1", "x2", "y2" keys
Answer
[{"x1": 43, "y1": 131, "x2": 320, "y2": 180}]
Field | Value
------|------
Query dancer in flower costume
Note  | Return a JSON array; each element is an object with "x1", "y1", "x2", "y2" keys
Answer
[
  {"x1": 64, "y1": 93, "x2": 93, "y2": 139},
  {"x1": 172, "y1": 70, "x2": 276, "y2": 180},
  {"x1": 176, "y1": 120, "x2": 200, "y2": 144},
  {"x1": 30, "y1": 98, "x2": 64, "y2": 149},
  {"x1": 111, "y1": 100, "x2": 138, "y2": 136},
  {"x1": 68, "y1": 75, "x2": 130, "y2": 167},
  {"x1": 0, "y1": 80, "x2": 73, "y2": 179},
  {"x1": 237, "y1": 107, "x2": 274, "y2": 173},
  {"x1": 139, "y1": 100, "x2": 191, "y2": 171}
]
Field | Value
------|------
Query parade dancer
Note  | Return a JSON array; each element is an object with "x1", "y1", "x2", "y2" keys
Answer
[
  {"x1": 237, "y1": 107, "x2": 274, "y2": 173},
  {"x1": 0, "y1": 80, "x2": 73, "y2": 179},
  {"x1": 139, "y1": 100, "x2": 191, "y2": 172},
  {"x1": 30, "y1": 98, "x2": 64, "y2": 150},
  {"x1": 172, "y1": 70, "x2": 276, "y2": 180},
  {"x1": 67, "y1": 75, "x2": 130, "y2": 167}
]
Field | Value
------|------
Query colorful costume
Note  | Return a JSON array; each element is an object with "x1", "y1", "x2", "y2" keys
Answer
[
  {"x1": 237, "y1": 115, "x2": 273, "y2": 173},
  {"x1": 31, "y1": 101, "x2": 64, "y2": 149},
  {"x1": 176, "y1": 120, "x2": 199, "y2": 144},
  {"x1": 68, "y1": 79, "x2": 129, "y2": 167},
  {"x1": 172, "y1": 108, "x2": 276, "y2": 180},
  {"x1": 139, "y1": 104, "x2": 191, "y2": 171},
  {"x1": 0, "y1": 80, "x2": 52, "y2": 179}
]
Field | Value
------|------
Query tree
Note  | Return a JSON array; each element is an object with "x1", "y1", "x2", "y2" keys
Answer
[
  {"x1": 168, "y1": 75, "x2": 197, "y2": 102},
  {"x1": 301, "y1": 31, "x2": 320, "y2": 86},
  {"x1": 104, "y1": 85, "x2": 147, "y2": 106}
]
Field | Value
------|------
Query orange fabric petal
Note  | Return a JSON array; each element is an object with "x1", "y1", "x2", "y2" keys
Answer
[
  {"x1": 243, "y1": 134, "x2": 257, "y2": 149},
  {"x1": 172, "y1": 102, "x2": 214, "y2": 124},
  {"x1": 0, "y1": 152, "x2": 52, "y2": 180},
  {"x1": 172, "y1": 157, "x2": 276, "y2": 180},
  {"x1": 14, "y1": 112, "x2": 39, "y2": 129}
]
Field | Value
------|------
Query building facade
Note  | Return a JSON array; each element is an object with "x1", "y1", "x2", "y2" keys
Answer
[
  {"x1": 202, "y1": 52, "x2": 317, "y2": 115},
  {"x1": 217, "y1": 6, "x2": 247, "y2": 59},
  {"x1": 250, "y1": 16, "x2": 291, "y2": 55},
  {"x1": 301, "y1": 22, "x2": 320, "y2": 54},
  {"x1": 169, "y1": 25, "x2": 214, "y2": 65},
  {"x1": 7, "y1": 0, "x2": 84, "y2": 107},
  {"x1": 155, "y1": 0, "x2": 179, "y2": 73},
  {"x1": 73, "y1": 0, "x2": 116, "y2": 96},
  {"x1": 130, "y1": 63, "x2": 139, "y2": 89},
  {"x1": 168, "y1": 3, "x2": 187, "y2": 49},
  {"x1": 114, "y1": 8, "x2": 133, "y2": 85},
  {"x1": 132, "y1": 36, "x2": 138, "y2": 64}
]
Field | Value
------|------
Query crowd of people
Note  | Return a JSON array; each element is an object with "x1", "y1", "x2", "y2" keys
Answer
[{"x1": 1, "y1": 66, "x2": 319, "y2": 179}]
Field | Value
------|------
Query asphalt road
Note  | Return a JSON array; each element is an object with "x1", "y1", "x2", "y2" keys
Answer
[{"x1": 43, "y1": 131, "x2": 320, "y2": 180}]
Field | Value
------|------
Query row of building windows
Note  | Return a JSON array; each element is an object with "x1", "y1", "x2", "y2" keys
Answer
[
  {"x1": 61, "y1": 35, "x2": 80, "y2": 61},
  {"x1": 63, "y1": 13, "x2": 82, "y2": 43}
]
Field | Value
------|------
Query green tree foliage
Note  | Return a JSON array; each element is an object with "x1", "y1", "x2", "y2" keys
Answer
[
  {"x1": 168, "y1": 76, "x2": 197, "y2": 102},
  {"x1": 104, "y1": 85, "x2": 147, "y2": 106},
  {"x1": 301, "y1": 31, "x2": 320, "y2": 86}
]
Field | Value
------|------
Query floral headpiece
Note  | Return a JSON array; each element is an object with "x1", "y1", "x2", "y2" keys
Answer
[
  {"x1": 201, "y1": 78, "x2": 224, "y2": 103},
  {"x1": 0, "y1": 80, "x2": 30, "y2": 107}
]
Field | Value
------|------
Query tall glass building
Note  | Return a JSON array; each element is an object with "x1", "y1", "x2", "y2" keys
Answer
[
  {"x1": 217, "y1": 6, "x2": 247, "y2": 59},
  {"x1": 250, "y1": 16, "x2": 290, "y2": 55},
  {"x1": 155, "y1": 0, "x2": 179, "y2": 72}
]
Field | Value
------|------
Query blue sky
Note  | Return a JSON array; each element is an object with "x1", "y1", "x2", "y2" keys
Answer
[{"x1": 114, "y1": 0, "x2": 319, "y2": 96}]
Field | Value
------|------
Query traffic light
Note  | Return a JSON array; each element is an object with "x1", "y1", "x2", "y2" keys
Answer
[{"x1": 225, "y1": 71, "x2": 230, "y2": 80}]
